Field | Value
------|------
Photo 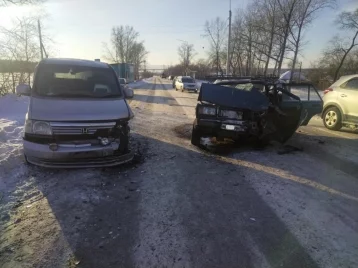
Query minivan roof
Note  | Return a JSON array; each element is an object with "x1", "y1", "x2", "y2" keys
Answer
[{"x1": 40, "y1": 58, "x2": 109, "y2": 69}]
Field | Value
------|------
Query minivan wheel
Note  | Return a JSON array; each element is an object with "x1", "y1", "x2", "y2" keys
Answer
[{"x1": 323, "y1": 107, "x2": 342, "y2": 130}]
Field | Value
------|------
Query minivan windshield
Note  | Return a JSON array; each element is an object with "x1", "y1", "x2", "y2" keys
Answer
[
  {"x1": 33, "y1": 64, "x2": 122, "y2": 98},
  {"x1": 182, "y1": 77, "x2": 195, "y2": 83}
]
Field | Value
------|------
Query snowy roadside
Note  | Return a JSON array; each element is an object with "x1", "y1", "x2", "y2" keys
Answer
[{"x1": 0, "y1": 94, "x2": 29, "y2": 167}]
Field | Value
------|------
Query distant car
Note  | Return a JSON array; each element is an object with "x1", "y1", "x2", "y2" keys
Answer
[
  {"x1": 172, "y1": 76, "x2": 177, "y2": 88},
  {"x1": 322, "y1": 74, "x2": 358, "y2": 130},
  {"x1": 175, "y1": 76, "x2": 198, "y2": 93}
]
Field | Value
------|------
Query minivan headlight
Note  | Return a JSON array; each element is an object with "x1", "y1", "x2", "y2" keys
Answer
[
  {"x1": 33, "y1": 121, "x2": 52, "y2": 135},
  {"x1": 198, "y1": 106, "x2": 216, "y2": 116},
  {"x1": 25, "y1": 120, "x2": 52, "y2": 135}
]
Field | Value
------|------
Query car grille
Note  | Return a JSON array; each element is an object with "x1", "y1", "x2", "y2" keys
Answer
[
  {"x1": 219, "y1": 109, "x2": 243, "y2": 120},
  {"x1": 50, "y1": 122, "x2": 116, "y2": 135}
]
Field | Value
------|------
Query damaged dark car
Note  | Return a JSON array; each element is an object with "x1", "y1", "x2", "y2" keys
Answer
[{"x1": 191, "y1": 78, "x2": 323, "y2": 148}]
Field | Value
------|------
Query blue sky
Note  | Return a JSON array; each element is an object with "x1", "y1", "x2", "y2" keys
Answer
[{"x1": 0, "y1": 0, "x2": 357, "y2": 68}]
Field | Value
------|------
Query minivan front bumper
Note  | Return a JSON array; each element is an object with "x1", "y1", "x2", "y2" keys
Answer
[{"x1": 24, "y1": 140, "x2": 134, "y2": 168}]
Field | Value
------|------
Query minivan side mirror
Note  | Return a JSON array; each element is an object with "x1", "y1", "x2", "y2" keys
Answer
[
  {"x1": 16, "y1": 84, "x2": 31, "y2": 96},
  {"x1": 124, "y1": 87, "x2": 134, "y2": 99}
]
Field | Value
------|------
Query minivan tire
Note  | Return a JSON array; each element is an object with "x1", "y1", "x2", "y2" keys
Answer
[{"x1": 323, "y1": 107, "x2": 342, "y2": 130}]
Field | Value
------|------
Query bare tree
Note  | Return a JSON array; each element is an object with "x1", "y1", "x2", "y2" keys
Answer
[
  {"x1": 204, "y1": 17, "x2": 227, "y2": 75},
  {"x1": 104, "y1": 25, "x2": 139, "y2": 63},
  {"x1": 177, "y1": 42, "x2": 196, "y2": 75},
  {"x1": 331, "y1": 8, "x2": 358, "y2": 80},
  {"x1": 103, "y1": 25, "x2": 148, "y2": 79},
  {"x1": 276, "y1": 0, "x2": 300, "y2": 75},
  {"x1": 0, "y1": 15, "x2": 53, "y2": 92},
  {"x1": 0, "y1": 0, "x2": 43, "y2": 7},
  {"x1": 130, "y1": 42, "x2": 148, "y2": 79},
  {"x1": 288, "y1": 0, "x2": 335, "y2": 81}
]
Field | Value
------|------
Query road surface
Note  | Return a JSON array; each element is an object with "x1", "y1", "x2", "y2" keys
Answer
[{"x1": 0, "y1": 77, "x2": 357, "y2": 268}]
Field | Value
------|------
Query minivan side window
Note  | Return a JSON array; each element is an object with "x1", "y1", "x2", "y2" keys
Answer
[{"x1": 344, "y1": 78, "x2": 358, "y2": 90}]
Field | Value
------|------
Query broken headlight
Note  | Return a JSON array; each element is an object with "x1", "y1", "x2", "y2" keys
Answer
[{"x1": 198, "y1": 106, "x2": 216, "y2": 116}]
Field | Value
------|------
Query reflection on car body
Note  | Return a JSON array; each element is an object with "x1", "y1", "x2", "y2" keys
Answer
[{"x1": 191, "y1": 78, "x2": 323, "y2": 148}]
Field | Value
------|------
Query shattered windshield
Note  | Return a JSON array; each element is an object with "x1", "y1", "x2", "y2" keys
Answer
[{"x1": 33, "y1": 64, "x2": 122, "y2": 98}]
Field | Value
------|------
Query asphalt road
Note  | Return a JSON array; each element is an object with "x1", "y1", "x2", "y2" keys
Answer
[{"x1": 0, "y1": 77, "x2": 357, "y2": 268}]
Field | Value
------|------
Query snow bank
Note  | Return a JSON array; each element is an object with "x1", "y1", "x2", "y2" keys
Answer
[
  {"x1": 129, "y1": 79, "x2": 151, "y2": 89},
  {"x1": 0, "y1": 94, "x2": 29, "y2": 164}
]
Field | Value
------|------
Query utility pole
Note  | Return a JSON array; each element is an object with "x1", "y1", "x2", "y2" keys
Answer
[
  {"x1": 226, "y1": 0, "x2": 232, "y2": 76},
  {"x1": 38, "y1": 19, "x2": 44, "y2": 60}
]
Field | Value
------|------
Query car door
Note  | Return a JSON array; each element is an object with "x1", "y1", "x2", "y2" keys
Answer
[
  {"x1": 339, "y1": 78, "x2": 358, "y2": 122},
  {"x1": 282, "y1": 83, "x2": 323, "y2": 126}
]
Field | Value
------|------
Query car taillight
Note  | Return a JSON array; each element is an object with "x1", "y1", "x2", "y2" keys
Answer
[{"x1": 324, "y1": 88, "x2": 333, "y2": 94}]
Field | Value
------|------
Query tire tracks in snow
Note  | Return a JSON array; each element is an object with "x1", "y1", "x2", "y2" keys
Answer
[{"x1": 131, "y1": 77, "x2": 192, "y2": 267}]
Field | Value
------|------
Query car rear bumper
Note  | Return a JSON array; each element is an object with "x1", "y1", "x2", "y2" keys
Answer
[{"x1": 23, "y1": 140, "x2": 134, "y2": 168}]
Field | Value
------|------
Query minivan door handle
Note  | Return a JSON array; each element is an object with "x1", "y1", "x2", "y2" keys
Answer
[{"x1": 341, "y1": 94, "x2": 347, "y2": 97}]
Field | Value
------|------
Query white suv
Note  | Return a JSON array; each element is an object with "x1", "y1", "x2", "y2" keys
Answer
[{"x1": 322, "y1": 74, "x2": 358, "y2": 130}]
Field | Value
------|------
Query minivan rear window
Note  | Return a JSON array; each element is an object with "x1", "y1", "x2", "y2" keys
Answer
[{"x1": 33, "y1": 64, "x2": 122, "y2": 98}]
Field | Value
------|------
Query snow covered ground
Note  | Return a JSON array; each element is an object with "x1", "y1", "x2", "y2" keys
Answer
[{"x1": 0, "y1": 94, "x2": 29, "y2": 166}]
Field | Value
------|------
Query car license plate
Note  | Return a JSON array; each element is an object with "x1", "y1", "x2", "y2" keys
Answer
[{"x1": 225, "y1": 125, "x2": 235, "y2": 130}]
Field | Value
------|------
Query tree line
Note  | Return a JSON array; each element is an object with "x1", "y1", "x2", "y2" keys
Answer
[{"x1": 168, "y1": 0, "x2": 358, "y2": 85}]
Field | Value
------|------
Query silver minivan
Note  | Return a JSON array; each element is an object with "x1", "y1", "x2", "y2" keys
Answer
[{"x1": 16, "y1": 58, "x2": 135, "y2": 168}]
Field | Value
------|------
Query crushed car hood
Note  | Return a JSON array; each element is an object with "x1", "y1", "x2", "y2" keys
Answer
[{"x1": 198, "y1": 83, "x2": 269, "y2": 111}]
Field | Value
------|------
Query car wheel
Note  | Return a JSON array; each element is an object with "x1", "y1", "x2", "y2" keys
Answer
[
  {"x1": 181, "y1": 88, "x2": 184, "y2": 92},
  {"x1": 175, "y1": 86, "x2": 178, "y2": 91},
  {"x1": 191, "y1": 126, "x2": 202, "y2": 147},
  {"x1": 323, "y1": 107, "x2": 342, "y2": 130}
]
